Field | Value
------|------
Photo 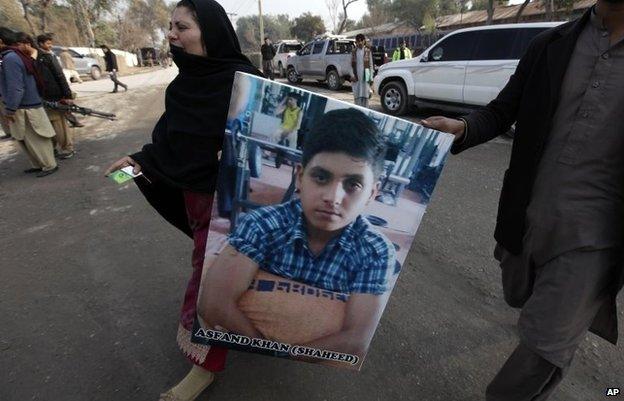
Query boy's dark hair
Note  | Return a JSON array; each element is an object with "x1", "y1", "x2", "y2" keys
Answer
[
  {"x1": 302, "y1": 109, "x2": 386, "y2": 177},
  {"x1": 37, "y1": 33, "x2": 54, "y2": 44},
  {"x1": 0, "y1": 27, "x2": 16, "y2": 46},
  {"x1": 355, "y1": 33, "x2": 365, "y2": 42},
  {"x1": 14, "y1": 32, "x2": 34, "y2": 46},
  {"x1": 286, "y1": 93, "x2": 300, "y2": 105}
]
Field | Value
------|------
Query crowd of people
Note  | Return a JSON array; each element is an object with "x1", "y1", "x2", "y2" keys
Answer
[{"x1": 0, "y1": 28, "x2": 129, "y2": 177}]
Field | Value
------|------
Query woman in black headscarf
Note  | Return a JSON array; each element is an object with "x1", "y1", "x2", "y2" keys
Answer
[{"x1": 105, "y1": 1, "x2": 261, "y2": 400}]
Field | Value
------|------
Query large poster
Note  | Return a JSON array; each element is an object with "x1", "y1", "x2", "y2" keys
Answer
[{"x1": 191, "y1": 72, "x2": 454, "y2": 370}]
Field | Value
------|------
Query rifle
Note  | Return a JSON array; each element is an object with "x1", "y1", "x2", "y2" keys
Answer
[{"x1": 43, "y1": 101, "x2": 117, "y2": 121}]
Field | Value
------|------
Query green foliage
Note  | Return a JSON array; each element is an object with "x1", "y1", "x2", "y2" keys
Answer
[
  {"x1": 236, "y1": 14, "x2": 294, "y2": 52},
  {"x1": 290, "y1": 12, "x2": 326, "y2": 42},
  {"x1": 93, "y1": 20, "x2": 117, "y2": 47}
]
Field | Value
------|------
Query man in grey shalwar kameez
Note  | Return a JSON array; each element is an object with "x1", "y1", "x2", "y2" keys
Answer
[
  {"x1": 351, "y1": 34, "x2": 374, "y2": 108},
  {"x1": 421, "y1": 1, "x2": 624, "y2": 400}
]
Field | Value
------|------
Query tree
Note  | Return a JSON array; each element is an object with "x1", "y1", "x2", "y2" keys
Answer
[
  {"x1": 67, "y1": 0, "x2": 96, "y2": 46},
  {"x1": 514, "y1": 0, "x2": 531, "y2": 22},
  {"x1": 469, "y1": 0, "x2": 508, "y2": 24},
  {"x1": 114, "y1": 0, "x2": 171, "y2": 49},
  {"x1": 236, "y1": 14, "x2": 293, "y2": 52},
  {"x1": 325, "y1": 0, "x2": 341, "y2": 32},
  {"x1": 354, "y1": 0, "x2": 393, "y2": 33},
  {"x1": 0, "y1": 0, "x2": 29, "y2": 31},
  {"x1": 18, "y1": 0, "x2": 37, "y2": 34},
  {"x1": 290, "y1": 12, "x2": 325, "y2": 42},
  {"x1": 391, "y1": 0, "x2": 438, "y2": 28},
  {"x1": 338, "y1": 14, "x2": 357, "y2": 33},
  {"x1": 336, "y1": 0, "x2": 361, "y2": 34}
]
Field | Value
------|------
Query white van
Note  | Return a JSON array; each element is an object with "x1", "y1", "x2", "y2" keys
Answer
[{"x1": 373, "y1": 22, "x2": 564, "y2": 116}]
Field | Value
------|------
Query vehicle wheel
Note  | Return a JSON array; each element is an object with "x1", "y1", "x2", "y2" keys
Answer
[
  {"x1": 380, "y1": 81, "x2": 408, "y2": 115},
  {"x1": 278, "y1": 62, "x2": 285, "y2": 77},
  {"x1": 90, "y1": 66, "x2": 101, "y2": 80},
  {"x1": 287, "y1": 67, "x2": 301, "y2": 84},
  {"x1": 326, "y1": 69, "x2": 342, "y2": 91}
]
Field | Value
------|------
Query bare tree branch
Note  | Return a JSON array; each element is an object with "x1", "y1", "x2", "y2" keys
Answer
[
  {"x1": 39, "y1": 0, "x2": 54, "y2": 32},
  {"x1": 19, "y1": 0, "x2": 37, "y2": 35},
  {"x1": 336, "y1": 0, "x2": 360, "y2": 34},
  {"x1": 514, "y1": 0, "x2": 530, "y2": 22}
]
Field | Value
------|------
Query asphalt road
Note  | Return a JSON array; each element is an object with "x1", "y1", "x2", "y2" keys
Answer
[{"x1": 0, "y1": 70, "x2": 621, "y2": 401}]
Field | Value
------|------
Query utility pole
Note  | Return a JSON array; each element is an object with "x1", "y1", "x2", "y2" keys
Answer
[{"x1": 258, "y1": 0, "x2": 265, "y2": 46}]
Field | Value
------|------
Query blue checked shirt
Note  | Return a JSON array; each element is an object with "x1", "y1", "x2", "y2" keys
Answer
[{"x1": 228, "y1": 199, "x2": 397, "y2": 295}]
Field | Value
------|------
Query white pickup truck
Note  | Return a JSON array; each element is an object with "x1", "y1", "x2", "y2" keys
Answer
[
  {"x1": 373, "y1": 22, "x2": 563, "y2": 116},
  {"x1": 273, "y1": 40, "x2": 303, "y2": 77},
  {"x1": 286, "y1": 38, "x2": 355, "y2": 91}
]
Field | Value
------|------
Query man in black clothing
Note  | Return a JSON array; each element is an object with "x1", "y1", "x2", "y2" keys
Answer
[
  {"x1": 100, "y1": 44, "x2": 128, "y2": 93},
  {"x1": 260, "y1": 37, "x2": 276, "y2": 80},
  {"x1": 37, "y1": 33, "x2": 76, "y2": 158},
  {"x1": 422, "y1": 1, "x2": 624, "y2": 400}
]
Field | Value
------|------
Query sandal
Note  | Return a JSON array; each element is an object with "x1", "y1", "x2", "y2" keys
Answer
[{"x1": 158, "y1": 372, "x2": 214, "y2": 401}]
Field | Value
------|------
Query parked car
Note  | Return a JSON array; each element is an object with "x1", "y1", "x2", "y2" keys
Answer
[
  {"x1": 373, "y1": 22, "x2": 564, "y2": 116},
  {"x1": 286, "y1": 37, "x2": 355, "y2": 91},
  {"x1": 286, "y1": 37, "x2": 388, "y2": 91},
  {"x1": 272, "y1": 40, "x2": 303, "y2": 77},
  {"x1": 51, "y1": 46, "x2": 102, "y2": 80}
]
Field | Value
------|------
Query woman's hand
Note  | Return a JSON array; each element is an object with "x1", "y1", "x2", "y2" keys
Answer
[{"x1": 104, "y1": 156, "x2": 141, "y2": 176}]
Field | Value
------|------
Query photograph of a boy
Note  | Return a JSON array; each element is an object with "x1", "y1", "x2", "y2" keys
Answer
[
  {"x1": 275, "y1": 93, "x2": 302, "y2": 147},
  {"x1": 199, "y1": 108, "x2": 397, "y2": 358}
]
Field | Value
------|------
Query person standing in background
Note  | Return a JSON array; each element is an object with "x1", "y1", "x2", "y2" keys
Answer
[
  {"x1": 0, "y1": 27, "x2": 15, "y2": 139},
  {"x1": 37, "y1": 33, "x2": 76, "y2": 159},
  {"x1": 0, "y1": 32, "x2": 58, "y2": 177},
  {"x1": 351, "y1": 33, "x2": 374, "y2": 108},
  {"x1": 392, "y1": 39, "x2": 412, "y2": 61},
  {"x1": 260, "y1": 37, "x2": 275, "y2": 80},
  {"x1": 100, "y1": 44, "x2": 128, "y2": 93}
]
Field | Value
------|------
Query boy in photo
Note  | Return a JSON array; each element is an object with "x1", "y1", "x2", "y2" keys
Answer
[{"x1": 199, "y1": 108, "x2": 397, "y2": 357}]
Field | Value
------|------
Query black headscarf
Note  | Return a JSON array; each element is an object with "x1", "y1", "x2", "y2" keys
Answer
[{"x1": 131, "y1": 0, "x2": 262, "y2": 193}]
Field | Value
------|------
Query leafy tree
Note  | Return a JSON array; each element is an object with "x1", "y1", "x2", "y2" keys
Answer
[
  {"x1": 236, "y1": 14, "x2": 293, "y2": 52},
  {"x1": 290, "y1": 12, "x2": 326, "y2": 42}
]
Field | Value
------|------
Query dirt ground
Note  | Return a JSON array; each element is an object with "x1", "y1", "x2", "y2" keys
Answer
[{"x1": 0, "y1": 69, "x2": 622, "y2": 401}]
